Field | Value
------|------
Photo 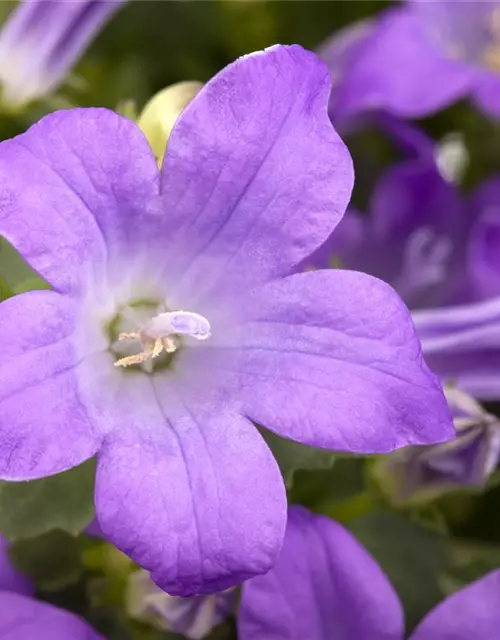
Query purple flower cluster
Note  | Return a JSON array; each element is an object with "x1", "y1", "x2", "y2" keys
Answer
[{"x1": 1, "y1": 0, "x2": 500, "y2": 637}]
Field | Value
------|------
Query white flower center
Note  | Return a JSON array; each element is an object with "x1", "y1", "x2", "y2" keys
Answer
[{"x1": 114, "y1": 310, "x2": 211, "y2": 368}]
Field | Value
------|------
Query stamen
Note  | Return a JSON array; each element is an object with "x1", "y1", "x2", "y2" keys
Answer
[{"x1": 114, "y1": 310, "x2": 211, "y2": 369}]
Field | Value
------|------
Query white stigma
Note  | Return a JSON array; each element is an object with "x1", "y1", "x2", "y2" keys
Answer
[{"x1": 114, "y1": 310, "x2": 211, "y2": 368}]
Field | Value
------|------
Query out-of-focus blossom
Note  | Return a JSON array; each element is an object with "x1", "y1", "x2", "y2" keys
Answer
[
  {"x1": 0, "y1": 534, "x2": 32, "y2": 595},
  {"x1": 0, "y1": 0, "x2": 126, "y2": 107},
  {"x1": 375, "y1": 386, "x2": 500, "y2": 504},
  {"x1": 0, "y1": 592, "x2": 104, "y2": 639},
  {"x1": 1, "y1": 535, "x2": 102, "y2": 638},
  {"x1": 307, "y1": 136, "x2": 467, "y2": 310},
  {"x1": 322, "y1": 0, "x2": 500, "y2": 124},
  {"x1": 238, "y1": 505, "x2": 500, "y2": 640},
  {"x1": 413, "y1": 176, "x2": 500, "y2": 399},
  {"x1": 0, "y1": 45, "x2": 452, "y2": 594},
  {"x1": 127, "y1": 570, "x2": 235, "y2": 639}
]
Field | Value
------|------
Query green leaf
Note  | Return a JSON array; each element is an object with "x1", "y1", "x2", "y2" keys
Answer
[
  {"x1": 259, "y1": 428, "x2": 336, "y2": 488},
  {"x1": 348, "y1": 510, "x2": 452, "y2": 632},
  {"x1": 0, "y1": 459, "x2": 96, "y2": 540},
  {"x1": 9, "y1": 530, "x2": 83, "y2": 591}
]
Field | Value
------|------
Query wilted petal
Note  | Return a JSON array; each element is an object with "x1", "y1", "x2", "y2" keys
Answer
[
  {"x1": 0, "y1": 0, "x2": 126, "y2": 106},
  {"x1": 94, "y1": 374, "x2": 285, "y2": 595},
  {"x1": 0, "y1": 291, "x2": 101, "y2": 480},
  {"x1": 205, "y1": 269, "x2": 453, "y2": 453},
  {"x1": 127, "y1": 570, "x2": 235, "y2": 639},
  {"x1": 238, "y1": 505, "x2": 404, "y2": 640},
  {"x1": 376, "y1": 386, "x2": 500, "y2": 504},
  {"x1": 410, "y1": 570, "x2": 500, "y2": 640},
  {"x1": 159, "y1": 45, "x2": 353, "y2": 305},
  {"x1": 0, "y1": 592, "x2": 104, "y2": 639}
]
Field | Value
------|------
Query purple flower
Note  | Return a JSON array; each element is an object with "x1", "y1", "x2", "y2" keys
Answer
[
  {"x1": 375, "y1": 386, "x2": 500, "y2": 504},
  {"x1": 0, "y1": 534, "x2": 32, "y2": 595},
  {"x1": 307, "y1": 133, "x2": 467, "y2": 310},
  {"x1": 127, "y1": 570, "x2": 235, "y2": 639},
  {"x1": 0, "y1": 0, "x2": 126, "y2": 106},
  {"x1": 0, "y1": 45, "x2": 452, "y2": 595},
  {"x1": 238, "y1": 505, "x2": 500, "y2": 640},
  {"x1": 412, "y1": 177, "x2": 500, "y2": 399},
  {"x1": 0, "y1": 592, "x2": 104, "y2": 639},
  {"x1": 322, "y1": 1, "x2": 500, "y2": 124}
]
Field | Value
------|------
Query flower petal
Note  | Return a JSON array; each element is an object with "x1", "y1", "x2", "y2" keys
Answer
[
  {"x1": 0, "y1": 592, "x2": 103, "y2": 639},
  {"x1": 0, "y1": 290, "x2": 101, "y2": 480},
  {"x1": 330, "y1": 7, "x2": 476, "y2": 123},
  {"x1": 410, "y1": 570, "x2": 500, "y2": 640},
  {"x1": 413, "y1": 297, "x2": 500, "y2": 401},
  {"x1": 473, "y1": 75, "x2": 500, "y2": 119},
  {"x1": 210, "y1": 269, "x2": 454, "y2": 453},
  {"x1": 0, "y1": 108, "x2": 160, "y2": 296},
  {"x1": 0, "y1": 535, "x2": 32, "y2": 595},
  {"x1": 238, "y1": 505, "x2": 404, "y2": 640},
  {"x1": 159, "y1": 44, "x2": 353, "y2": 305},
  {"x1": 94, "y1": 373, "x2": 286, "y2": 595}
]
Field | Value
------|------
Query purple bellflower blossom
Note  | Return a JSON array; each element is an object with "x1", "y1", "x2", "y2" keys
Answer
[
  {"x1": 0, "y1": 533, "x2": 32, "y2": 595},
  {"x1": 306, "y1": 133, "x2": 466, "y2": 311},
  {"x1": 375, "y1": 386, "x2": 500, "y2": 504},
  {"x1": 0, "y1": 0, "x2": 126, "y2": 107},
  {"x1": 0, "y1": 534, "x2": 103, "y2": 639},
  {"x1": 322, "y1": 0, "x2": 500, "y2": 125},
  {"x1": 0, "y1": 45, "x2": 453, "y2": 595},
  {"x1": 412, "y1": 176, "x2": 500, "y2": 400},
  {"x1": 127, "y1": 570, "x2": 235, "y2": 639},
  {"x1": 239, "y1": 505, "x2": 500, "y2": 640}
]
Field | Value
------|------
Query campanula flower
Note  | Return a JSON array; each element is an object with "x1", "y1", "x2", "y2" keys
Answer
[
  {"x1": 0, "y1": 45, "x2": 452, "y2": 595},
  {"x1": 322, "y1": 0, "x2": 500, "y2": 124},
  {"x1": 0, "y1": 592, "x2": 104, "y2": 639},
  {"x1": 127, "y1": 570, "x2": 235, "y2": 639},
  {"x1": 307, "y1": 132, "x2": 466, "y2": 310},
  {"x1": 0, "y1": 534, "x2": 32, "y2": 595},
  {"x1": 239, "y1": 506, "x2": 500, "y2": 640},
  {"x1": 413, "y1": 176, "x2": 500, "y2": 399},
  {"x1": 375, "y1": 386, "x2": 500, "y2": 504},
  {"x1": 0, "y1": 0, "x2": 126, "y2": 107}
]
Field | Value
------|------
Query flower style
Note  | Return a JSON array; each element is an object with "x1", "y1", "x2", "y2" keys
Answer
[
  {"x1": 0, "y1": 45, "x2": 452, "y2": 595},
  {"x1": 127, "y1": 570, "x2": 235, "y2": 639},
  {"x1": 375, "y1": 386, "x2": 500, "y2": 504},
  {"x1": 238, "y1": 505, "x2": 500, "y2": 640},
  {"x1": 0, "y1": 0, "x2": 126, "y2": 107},
  {"x1": 321, "y1": 0, "x2": 500, "y2": 124}
]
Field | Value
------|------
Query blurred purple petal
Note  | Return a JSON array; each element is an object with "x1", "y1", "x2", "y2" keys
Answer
[
  {"x1": 238, "y1": 505, "x2": 404, "y2": 640},
  {"x1": 0, "y1": 0, "x2": 126, "y2": 105},
  {"x1": 410, "y1": 570, "x2": 500, "y2": 640},
  {"x1": 0, "y1": 535, "x2": 32, "y2": 595}
]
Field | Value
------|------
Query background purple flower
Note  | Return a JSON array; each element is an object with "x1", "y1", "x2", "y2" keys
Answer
[
  {"x1": 375, "y1": 386, "x2": 500, "y2": 504},
  {"x1": 0, "y1": 0, "x2": 126, "y2": 106},
  {"x1": 0, "y1": 533, "x2": 32, "y2": 595},
  {"x1": 0, "y1": 45, "x2": 452, "y2": 596},
  {"x1": 322, "y1": 0, "x2": 500, "y2": 124},
  {"x1": 0, "y1": 592, "x2": 104, "y2": 639},
  {"x1": 238, "y1": 505, "x2": 500, "y2": 640}
]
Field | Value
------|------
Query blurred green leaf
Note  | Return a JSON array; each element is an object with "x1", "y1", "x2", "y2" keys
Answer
[
  {"x1": 348, "y1": 510, "x2": 452, "y2": 633},
  {"x1": 0, "y1": 459, "x2": 96, "y2": 540},
  {"x1": 260, "y1": 428, "x2": 336, "y2": 488},
  {"x1": 9, "y1": 530, "x2": 83, "y2": 590}
]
